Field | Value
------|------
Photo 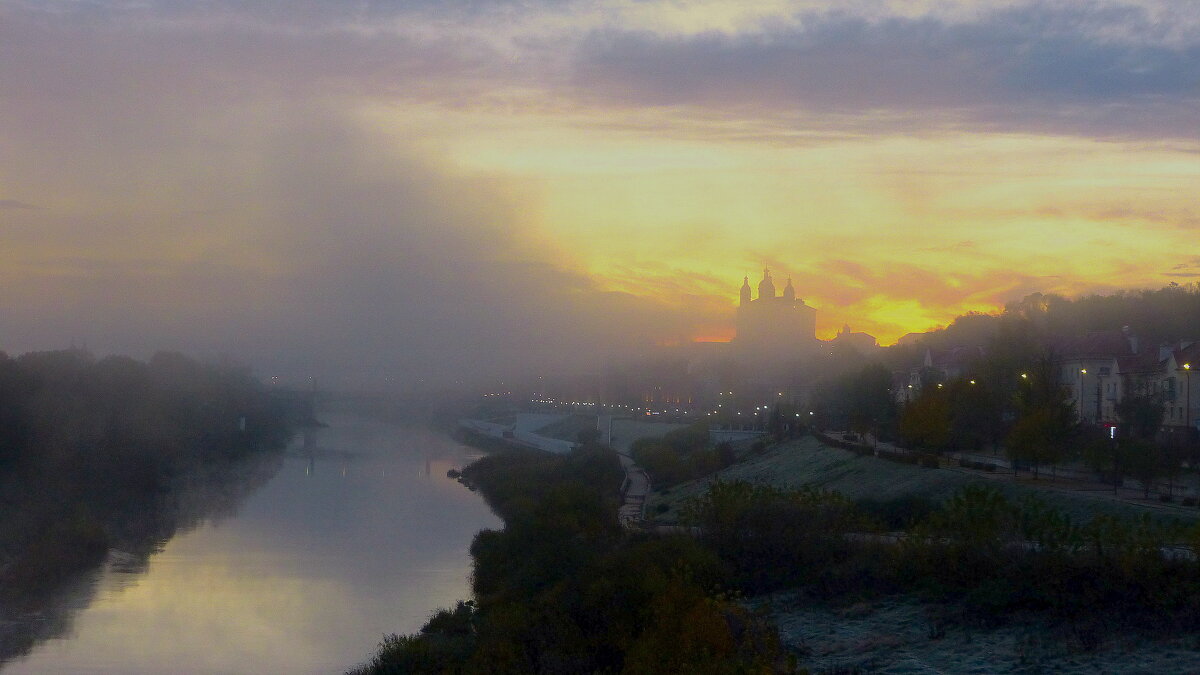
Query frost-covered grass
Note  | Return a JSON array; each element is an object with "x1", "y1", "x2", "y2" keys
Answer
[
  {"x1": 755, "y1": 592, "x2": 1200, "y2": 675},
  {"x1": 646, "y1": 436, "x2": 1200, "y2": 525}
]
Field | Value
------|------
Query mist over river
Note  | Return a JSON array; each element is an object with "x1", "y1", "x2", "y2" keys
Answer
[{"x1": 3, "y1": 408, "x2": 499, "y2": 674}]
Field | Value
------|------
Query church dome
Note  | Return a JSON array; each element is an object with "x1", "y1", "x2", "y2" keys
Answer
[{"x1": 757, "y1": 268, "x2": 775, "y2": 300}]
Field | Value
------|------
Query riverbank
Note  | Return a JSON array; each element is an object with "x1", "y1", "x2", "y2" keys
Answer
[
  {"x1": 356, "y1": 420, "x2": 1200, "y2": 673},
  {"x1": 350, "y1": 442, "x2": 785, "y2": 674}
]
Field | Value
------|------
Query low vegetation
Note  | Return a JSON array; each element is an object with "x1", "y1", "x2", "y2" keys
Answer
[
  {"x1": 630, "y1": 422, "x2": 738, "y2": 487},
  {"x1": 351, "y1": 444, "x2": 786, "y2": 674},
  {"x1": 360, "y1": 434, "x2": 1200, "y2": 673},
  {"x1": 683, "y1": 479, "x2": 1200, "y2": 640}
]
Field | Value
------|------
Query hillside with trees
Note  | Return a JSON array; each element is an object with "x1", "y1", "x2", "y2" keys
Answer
[{"x1": 816, "y1": 284, "x2": 1200, "y2": 494}]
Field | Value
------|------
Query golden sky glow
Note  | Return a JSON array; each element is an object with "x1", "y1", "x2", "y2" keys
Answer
[
  {"x1": 2, "y1": 1, "x2": 1199, "y2": 380},
  {"x1": 405, "y1": 106, "x2": 1200, "y2": 343}
]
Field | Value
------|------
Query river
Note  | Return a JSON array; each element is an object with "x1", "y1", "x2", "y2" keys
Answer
[{"x1": 2, "y1": 409, "x2": 499, "y2": 674}]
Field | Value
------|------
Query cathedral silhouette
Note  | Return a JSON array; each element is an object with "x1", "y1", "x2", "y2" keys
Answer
[{"x1": 734, "y1": 269, "x2": 818, "y2": 361}]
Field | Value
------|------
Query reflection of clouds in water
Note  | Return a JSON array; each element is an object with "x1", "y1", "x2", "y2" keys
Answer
[{"x1": 4, "y1": 412, "x2": 498, "y2": 674}]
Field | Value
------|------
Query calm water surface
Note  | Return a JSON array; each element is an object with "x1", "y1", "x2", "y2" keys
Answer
[{"x1": 4, "y1": 411, "x2": 499, "y2": 674}]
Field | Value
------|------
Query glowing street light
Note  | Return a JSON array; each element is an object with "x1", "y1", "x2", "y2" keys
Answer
[
  {"x1": 1184, "y1": 364, "x2": 1192, "y2": 432},
  {"x1": 1078, "y1": 368, "x2": 1088, "y2": 423}
]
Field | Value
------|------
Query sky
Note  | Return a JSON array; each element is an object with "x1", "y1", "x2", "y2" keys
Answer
[{"x1": 2, "y1": 0, "x2": 1198, "y2": 386}]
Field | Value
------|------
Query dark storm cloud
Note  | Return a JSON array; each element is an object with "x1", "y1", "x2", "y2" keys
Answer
[{"x1": 573, "y1": 3, "x2": 1200, "y2": 139}]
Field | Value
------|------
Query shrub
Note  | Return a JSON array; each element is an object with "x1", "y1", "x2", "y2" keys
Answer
[
  {"x1": 856, "y1": 495, "x2": 936, "y2": 530},
  {"x1": 682, "y1": 480, "x2": 865, "y2": 593}
]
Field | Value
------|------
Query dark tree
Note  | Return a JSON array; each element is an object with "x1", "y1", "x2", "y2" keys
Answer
[{"x1": 1006, "y1": 356, "x2": 1076, "y2": 478}]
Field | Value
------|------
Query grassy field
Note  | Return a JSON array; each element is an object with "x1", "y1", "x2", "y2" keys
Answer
[
  {"x1": 645, "y1": 435, "x2": 1200, "y2": 525},
  {"x1": 755, "y1": 591, "x2": 1200, "y2": 675}
]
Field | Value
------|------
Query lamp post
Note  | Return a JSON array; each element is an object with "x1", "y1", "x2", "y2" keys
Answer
[
  {"x1": 1079, "y1": 368, "x2": 1088, "y2": 423},
  {"x1": 1184, "y1": 363, "x2": 1192, "y2": 436}
]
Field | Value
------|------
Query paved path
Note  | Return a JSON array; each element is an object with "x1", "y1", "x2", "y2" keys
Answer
[
  {"x1": 616, "y1": 451, "x2": 650, "y2": 527},
  {"x1": 837, "y1": 431, "x2": 1200, "y2": 518},
  {"x1": 597, "y1": 413, "x2": 683, "y2": 528}
]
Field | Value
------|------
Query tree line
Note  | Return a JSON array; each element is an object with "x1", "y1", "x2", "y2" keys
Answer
[{"x1": 0, "y1": 349, "x2": 293, "y2": 606}]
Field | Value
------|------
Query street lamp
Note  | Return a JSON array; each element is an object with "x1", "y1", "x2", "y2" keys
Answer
[
  {"x1": 1080, "y1": 367, "x2": 1089, "y2": 420},
  {"x1": 1184, "y1": 363, "x2": 1192, "y2": 435}
]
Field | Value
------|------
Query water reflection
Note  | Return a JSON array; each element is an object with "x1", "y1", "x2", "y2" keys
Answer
[
  {"x1": 2, "y1": 411, "x2": 498, "y2": 674},
  {"x1": 0, "y1": 446, "x2": 283, "y2": 669}
]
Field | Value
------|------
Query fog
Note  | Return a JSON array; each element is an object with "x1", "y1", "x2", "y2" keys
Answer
[
  {"x1": 3, "y1": 1, "x2": 1198, "y2": 387},
  {"x1": 0, "y1": 4, "x2": 712, "y2": 388}
]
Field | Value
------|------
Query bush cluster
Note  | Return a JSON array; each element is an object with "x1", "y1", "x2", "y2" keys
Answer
[
  {"x1": 354, "y1": 447, "x2": 785, "y2": 674},
  {"x1": 630, "y1": 422, "x2": 737, "y2": 487},
  {"x1": 683, "y1": 480, "x2": 1200, "y2": 635}
]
